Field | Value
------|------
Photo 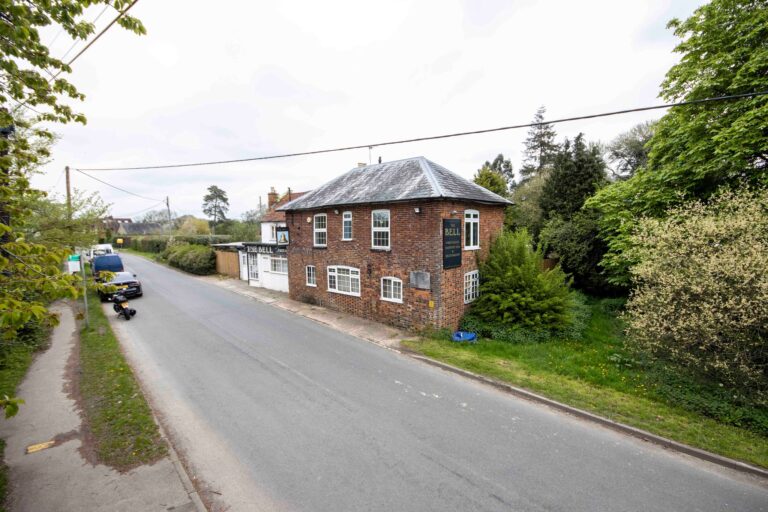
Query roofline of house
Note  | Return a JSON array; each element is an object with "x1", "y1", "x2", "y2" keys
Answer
[{"x1": 280, "y1": 195, "x2": 512, "y2": 213}]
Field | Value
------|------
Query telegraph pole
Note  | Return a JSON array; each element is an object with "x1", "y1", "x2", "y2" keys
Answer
[
  {"x1": 165, "y1": 196, "x2": 172, "y2": 235},
  {"x1": 65, "y1": 166, "x2": 71, "y2": 219}
]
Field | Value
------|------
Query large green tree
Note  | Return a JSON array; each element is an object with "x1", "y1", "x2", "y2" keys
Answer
[
  {"x1": 519, "y1": 106, "x2": 558, "y2": 179},
  {"x1": 605, "y1": 120, "x2": 655, "y2": 180},
  {"x1": 0, "y1": 2, "x2": 145, "y2": 416},
  {"x1": 539, "y1": 134, "x2": 606, "y2": 220},
  {"x1": 202, "y1": 185, "x2": 229, "y2": 226},
  {"x1": 587, "y1": 0, "x2": 768, "y2": 286},
  {"x1": 473, "y1": 163, "x2": 508, "y2": 197}
]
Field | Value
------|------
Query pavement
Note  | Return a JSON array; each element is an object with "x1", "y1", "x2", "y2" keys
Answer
[
  {"x1": 199, "y1": 273, "x2": 409, "y2": 349},
  {"x1": 0, "y1": 302, "x2": 203, "y2": 512},
  {"x1": 106, "y1": 253, "x2": 768, "y2": 512}
]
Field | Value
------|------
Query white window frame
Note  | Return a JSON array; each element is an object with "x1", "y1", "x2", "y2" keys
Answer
[
  {"x1": 371, "y1": 209, "x2": 390, "y2": 250},
  {"x1": 342, "y1": 211, "x2": 353, "y2": 240},
  {"x1": 327, "y1": 265, "x2": 361, "y2": 297},
  {"x1": 306, "y1": 265, "x2": 316, "y2": 287},
  {"x1": 380, "y1": 276, "x2": 403, "y2": 304},
  {"x1": 464, "y1": 209, "x2": 480, "y2": 250},
  {"x1": 314, "y1": 214, "x2": 327, "y2": 247},
  {"x1": 269, "y1": 255, "x2": 288, "y2": 274},
  {"x1": 270, "y1": 224, "x2": 277, "y2": 242},
  {"x1": 464, "y1": 270, "x2": 479, "y2": 304},
  {"x1": 247, "y1": 253, "x2": 259, "y2": 281}
]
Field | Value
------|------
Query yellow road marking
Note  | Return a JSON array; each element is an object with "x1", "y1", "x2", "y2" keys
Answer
[{"x1": 25, "y1": 440, "x2": 55, "y2": 454}]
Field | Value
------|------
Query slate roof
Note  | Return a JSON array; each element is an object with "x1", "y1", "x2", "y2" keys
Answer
[
  {"x1": 117, "y1": 222, "x2": 164, "y2": 235},
  {"x1": 262, "y1": 191, "x2": 309, "y2": 222},
  {"x1": 278, "y1": 157, "x2": 511, "y2": 211}
]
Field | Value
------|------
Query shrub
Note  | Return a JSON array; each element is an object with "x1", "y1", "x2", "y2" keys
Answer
[
  {"x1": 162, "y1": 243, "x2": 216, "y2": 275},
  {"x1": 469, "y1": 229, "x2": 576, "y2": 334},
  {"x1": 626, "y1": 187, "x2": 768, "y2": 403}
]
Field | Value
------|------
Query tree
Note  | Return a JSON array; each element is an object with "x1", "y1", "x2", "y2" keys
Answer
[
  {"x1": 605, "y1": 120, "x2": 655, "y2": 180},
  {"x1": 202, "y1": 185, "x2": 229, "y2": 228},
  {"x1": 473, "y1": 164, "x2": 508, "y2": 197},
  {"x1": 138, "y1": 208, "x2": 175, "y2": 224},
  {"x1": 539, "y1": 134, "x2": 607, "y2": 220},
  {"x1": 178, "y1": 217, "x2": 210, "y2": 235},
  {"x1": 587, "y1": 0, "x2": 768, "y2": 286},
  {"x1": 19, "y1": 190, "x2": 109, "y2": 248},
  {"x1": 0, "y1": 2, "x2": 144, "y2": 417},
  {"x1": 506, "y1": 170, "x2": 549, "y2": 239},
  {"x1": 241, "y1": 209, "x2": 263, "y2": 223},
  {"x1": 520, "y1": 106, "x2": 558, "y2": 179},
  {"x1": 483, "y1": 154, "x2": 515, "y2": 189},
  {"x1": 625, "y1": 187, "x2": 768, "y2": 404}
]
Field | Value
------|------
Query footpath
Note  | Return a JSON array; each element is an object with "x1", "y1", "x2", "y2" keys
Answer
[{"x1": 0, "y1": 303, "x2": 203, "y2": 512}]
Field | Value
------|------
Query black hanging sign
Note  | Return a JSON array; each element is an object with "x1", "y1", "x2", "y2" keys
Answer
[{"x1": 442, "y1": 218, "x2": 462, "y2": 269}]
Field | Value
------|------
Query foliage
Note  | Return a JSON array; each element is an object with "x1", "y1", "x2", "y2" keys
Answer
[
  {"x1": 587, "y1": 0, "x2": 768, "y2": 285},
  {"x1": 214, "y1": 219, "x2": 261, "y2": 241},
  {"x1": 605, "y1": 120, "x2": 655, "y2": 180},
  {"x1": 137, "y1": 208, "x2": 175, "y2": 224},
  {"x1": 0, "y1": 318, "x2": 50, "y2": 423},
  {"x1": 17, "y1": 189, "x2": 109, "y2": 248},
  {"x1": 520, "y1": 106, "x2": 558, "y2": 178},
  {"x1": 539, "y1": 210, "x2": 622, "y2": 295},
  {"x1": 162, "y1": 243, "x2": 216, "y2": 275},
  {"x1": 625, "y1": 188, "x2": 768, "y2": 404},
  {"x1": 177, "y1": 215, "x2": 210, "y2": 235},
  {"x1": 506, "y1": 170, "x2": 549, "y2": 239},
  {"x1": 469, "y1": 229, "x2": 575, "y2": 333},
  {"x1": 480, "y1": 154, "x2": 515, "y2": 189},
  {"x1": 539, "y1": 134, "x2": 606, "y2": 220},
  {"x1": 473, "y1": 163, "x2": 508, "y2": 197},
  {"x1": 127, "y1": 234, "x2": 232, "y2": 254},
  {"x1": 202, "y1": 185, "x2": 229, "y2": 225}
]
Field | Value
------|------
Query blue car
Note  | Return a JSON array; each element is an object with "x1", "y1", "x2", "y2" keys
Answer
[{"x1": 92, "y1": 254, "x2": 124, "y2": 280}]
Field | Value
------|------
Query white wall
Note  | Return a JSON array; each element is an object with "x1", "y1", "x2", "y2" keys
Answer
[
  {"x1": 248, "y1": 253, "x2": 289, "y2": 293},
  {"x1": 260, "y1": 221, "x2": 286, "y2": 243}
]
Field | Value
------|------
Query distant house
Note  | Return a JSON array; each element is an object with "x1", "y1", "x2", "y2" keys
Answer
[
  {"x1": 117, "y1": 222, "x2": 164, "y2": 236},
  {"x1": 242, "y1": 187, "x2": 308, "y2": 292},
  {"x1": 101, "y1": 216, "x2": 132, "y2": 233},
  {"x1": 280, "y1": 157, "x2": 510, "y2": 330}
]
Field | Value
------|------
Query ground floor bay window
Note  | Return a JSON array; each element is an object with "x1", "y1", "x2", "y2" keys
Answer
[{"x1": 327, "y1": 266, "x2": 360, "y2": 296}]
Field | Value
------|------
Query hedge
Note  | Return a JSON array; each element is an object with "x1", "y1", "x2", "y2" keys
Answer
[
  {"x1": 124, "y1": 235, "x2": 232, "y2": 254},
  {"x1": 162, "y1": 244, "x2": 216, "y2": 275}
]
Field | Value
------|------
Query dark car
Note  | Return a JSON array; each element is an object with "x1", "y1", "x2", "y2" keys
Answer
[
  {"x1": 92, "y1": 254, "x2": 124, "y2": 280},
  {"x1": 98, "y1": 271, "x2": 143, "y2": 302}
]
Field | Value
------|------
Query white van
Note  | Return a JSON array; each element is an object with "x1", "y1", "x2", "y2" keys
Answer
[{"x1": 87, "y1": 243, "x2": 115, "y2": 263}]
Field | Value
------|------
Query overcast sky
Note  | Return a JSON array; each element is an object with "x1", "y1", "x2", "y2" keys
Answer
[{"x1": 31, "y1": 0, "x2": 705, "y2": 220}]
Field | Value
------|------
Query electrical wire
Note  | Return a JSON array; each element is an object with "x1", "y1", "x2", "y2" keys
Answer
[
  {"x1": 119, "y1": 200, "x2": 167, "y2": 219},
  {"x1": 75, "y1": 90, "x2": 768, "y2": 172},
  {"x1": 57, "y1": 5, "x2": 111, "y2": 63},
  {"x1": 0, "y1": 248, "x2": 57, "y2": 279},
  {"x1": 74, "y1": 168, "x2": 162, "y2": 202}
]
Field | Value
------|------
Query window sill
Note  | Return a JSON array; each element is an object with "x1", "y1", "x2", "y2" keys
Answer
[
  {"x1": 371, "y1": 247, "x2": 391, "y2": 252},
  {"x1": 313, "y1": 246, "x2": 327, "y2": 249},
  {"x1": 306, "y1": 283, "x2": 317, "y2": 287},
  {"x1": 341, "y1": 238, "x2": 354, "y2": 242},
  {"x1": 328, "y1": 289, "x2": 361, "y2": 298},
  {"x1": 464, "y1": 246, "x2": 480, "y2": 251},
  {"x1": 381, "y1": 297, "x2": 403, "y2": 304}
]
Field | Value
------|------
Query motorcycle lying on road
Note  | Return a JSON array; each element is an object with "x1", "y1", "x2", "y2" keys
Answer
[{"x1": 112, "y1": 293, "x2": 137, "y2": 320}]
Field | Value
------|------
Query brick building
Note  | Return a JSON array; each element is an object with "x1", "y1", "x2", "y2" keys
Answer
[{"x1": 280, "y1": 157, "x2": 510, "y2": 330}]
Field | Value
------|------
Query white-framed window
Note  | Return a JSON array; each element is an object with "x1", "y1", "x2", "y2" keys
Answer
[
  {"x1": 342, "y1": 211, "x2": 353, "y2": 240},
  {"x1": 380, "y1": 277, "x2": 403, "y2": 303},
  {"x1": 306, "y1": 265, "x2": 316, "y2": 287},
  {"x1": 270, "y1": 256, "x2": 288, "y2": 274},
  {"x1": 371, "y1": 209, "x2": 390, "y2": 249},
  {"x1": 464, "y1": 210, "x2": 480, "y2": 250},
  {"x1": 314, "y1": 214, "x2": 327, "y2": 247},
  {"x1": 327, "y1": 266, "x2": 361, "y2": 297},
  {"x1": 464, "y1": 270, "x2": 479, "y2": 304},
  {"x1": 270, "y1": 224, "x2": 277, "y2": 242}
]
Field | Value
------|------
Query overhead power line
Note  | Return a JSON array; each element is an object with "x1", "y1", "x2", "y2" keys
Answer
[
  {"x1": 57, "y1": 5, "x2": 112, "y2": 64},
  {"x1": 75, "y1": 90, "x2": 768, "y2": 172},
  {"x1": 74, "y1": 168, "x2": 162, "y2": 202}
]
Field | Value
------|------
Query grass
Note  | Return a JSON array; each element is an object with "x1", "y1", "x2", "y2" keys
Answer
[
  {"x1": 121, "y1": 247, "x2": 162, "y2": 261},
  {"x1": 78, "y1": 291, "x2": 167, "y2": 469},
  {"x1": 403, "y1": 300, "x2": 768, "y2": 468}
]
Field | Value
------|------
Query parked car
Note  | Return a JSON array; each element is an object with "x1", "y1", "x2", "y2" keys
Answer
[
  {"x1": 92, "y1": 254, "x2": 124, "y2": 280},
  {"x1": 98, "y1": 271, "x2": 143, "y2": 302}
]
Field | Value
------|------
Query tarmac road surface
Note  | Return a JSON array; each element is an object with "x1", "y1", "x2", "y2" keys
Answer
[{"x1": 112, "y1": 253, "x2": 768, "y2": 512}]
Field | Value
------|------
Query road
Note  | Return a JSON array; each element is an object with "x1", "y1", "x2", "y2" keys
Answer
[{"x1": 112, "y1": 253, "x2": 767, "y2": 512}]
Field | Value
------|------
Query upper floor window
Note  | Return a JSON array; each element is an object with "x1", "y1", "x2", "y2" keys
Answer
[
  {"x1": 327, "y1": 266, "x2": 361, "y2": 297},
  {"x1": 380, "y1": 277, "x2": 403, "y2": 303},
  {"x1": 371, "y1": 209, "x2": 390, "y2": 249},
  {"x1": 464, "y1": 210, "x2": 479, "y2": 250},
  {"x1": 342, "y1": 211, "x2": 353, "y2": 240},
  {"x1": 270, "y1": 224, "x2": 277, "y2": 241},
  {"x1": 314, "y1": 214, "x2": 327, "y2": 247}
]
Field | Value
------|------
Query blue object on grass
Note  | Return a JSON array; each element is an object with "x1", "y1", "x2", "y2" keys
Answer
[{"x1": 452, "y1": 331, "x2": 477, "y2": 343}]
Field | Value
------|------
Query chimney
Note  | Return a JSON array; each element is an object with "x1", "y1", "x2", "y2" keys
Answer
[
  {"x1": 357, "y1": 162, "x2": 367, "y2": 168},
  {"x1": 267, "y1": 187, "x2": 278, "y2": 209}
]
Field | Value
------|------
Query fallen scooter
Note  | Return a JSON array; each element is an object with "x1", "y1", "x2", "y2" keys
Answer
[{"x1": 112, "y1": 293, "x2": 137, "y2": 320}]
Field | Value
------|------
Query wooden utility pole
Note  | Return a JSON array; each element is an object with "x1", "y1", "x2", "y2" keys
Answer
[
  {"x1": 65, "y1": 166, "x2": 72, "y2": 219},
  {"x1": 165, "y1": 196, "x2": 172, "y2": 235}
]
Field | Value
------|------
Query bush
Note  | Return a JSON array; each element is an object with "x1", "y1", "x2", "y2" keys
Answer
[
  {"x1": 468, "y1": 229, "x2": 577, "y2": 334},
  {"x1": 626, "y1": 187, "x2": 768, "y2": 403},
  {"x1": 162, "y1": 243, "x2": 216, "y2": 275}
]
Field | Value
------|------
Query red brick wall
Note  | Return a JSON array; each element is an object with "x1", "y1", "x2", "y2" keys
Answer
[{"x1": 286, "y1": 200, "x2": 505, "y2": 330}]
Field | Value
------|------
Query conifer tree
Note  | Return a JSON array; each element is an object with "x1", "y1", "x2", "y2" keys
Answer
[{"x1": 520, "y1": 106, "x2": 558, "y2": 178}]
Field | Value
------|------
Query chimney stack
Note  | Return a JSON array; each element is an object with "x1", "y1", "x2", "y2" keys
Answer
[
  {"x1": 267, "y1": 187, "x2": 278, "y2": 209},
  {"x1": 357, "y1": 162, "x2": 367, "y2": 168}
]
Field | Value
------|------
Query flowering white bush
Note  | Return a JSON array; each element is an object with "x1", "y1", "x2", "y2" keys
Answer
[{"x1": 626, "y1": 188, "x2": 768, "y2": 402}]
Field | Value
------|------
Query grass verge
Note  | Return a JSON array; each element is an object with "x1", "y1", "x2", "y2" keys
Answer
[
  {"x1": 79, "y1": 292, "x2": 167, "y2": 469},
  {"x1": 403, "y1": 300, "x2": 768, "y2": 468}
]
